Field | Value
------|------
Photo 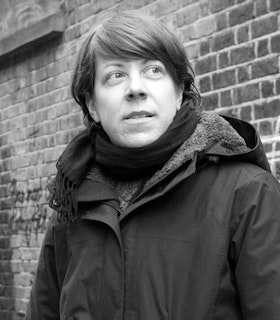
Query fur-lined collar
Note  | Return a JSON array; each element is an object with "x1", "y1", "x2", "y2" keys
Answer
[
  {"x1": 142, "y1": 111, "x2": 249, "y2": 190},
  {"x1": 85, "y1": 111, "x2": 250, "y2": 209}
]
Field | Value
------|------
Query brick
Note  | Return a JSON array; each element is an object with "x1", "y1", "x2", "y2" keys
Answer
[
  {"x1": 256, "y1": 0, "x2": 267, "y2": 15},
  {"x1": 261, "y1": 81, "x2": 274, "y2": 98},
  {"x1": 213, "y1": 30, "x2": 235, "y2": 51},
  {"x1": 220, "y1": 90, "x2": 232, "y2": 106},
  {"x1": 160, "y1": 14, "x2": 177, "y2": 30},
  {"x1": 158, "y1": 0, "x2": 180, "y2": 15},
  {"x1": 0, "y1": 198, "x2": 12, "y2": 211},
  {"x1": 237, "y1": 66, "x2": 250, "y2": 83},
  {"x1": 200, "y1": 40, "x2": 210, "y2": 56},
  {"x1": 181, "y1": 0, "x2": 198, "y2": 5},
  {"x1": 213, "y1": 69, "x2": 236, "y2": 89},
  {"x1": 229, "y1": 2, "x2": 254, "y2": 26},
  {"x1": 257, "y1": 38, "x2": 269, "y2": 57},
  {"x1": 185, "y1": 43, "x2": 199, "y2": 59},
  {"x1": 276, "y1": 79, "x2": 280, "y2": 94},
  {"x1": 99, "y1": 0, "x2": 123, "y2": 11},
  {"x1": 218, "y1": 51, "x2": 229, "y2": 68},
  {"x1": 0, "y1": 273, "x2": 13, "y2": 286},
  {"x1": 270, "y1": 0, "x2": 280, "y2": 11},
  {"x1": 143, "y1": 0, "x2": 157, "y2": 4},
  {"x1": 13, "y1": 273, "x2": 33, "y2": 287},
  {"x1": 217, "y1": 108, "x2": 238, "y2": 117},
  {"x1": 64, "y1": 25, "x2": 81, "y2": 42},
  {"x1": 20, "y1": 248, "x2": 40, "y2": 261},
  {"x1": 12, "y1": 286, "x2": 31, "y2": 300},
  {"x1": 201, "y1": 92, "x2": 219, "y2": 109},
  {"x1": 140, "y1": 2, "x2": 159, "y2": 17},
  {"x1": 237, "y1": 25, "x2": 249, "y2": 44},
  {"x1": 0, "y1": 146, "x2": 12, "y2": 159},
  {"x1": 22, "y1": 260, "x2": 38, "y2": 273},
  {"x1": 230, "y1": 44, "x2": 255, "y2": 65},
  {"x1": 58, "y1": 114, "x2": 83, "y2": 131},
  {"x1": 0, "y1": 158, "x2": 11, "y2": 171},
  {"x1": 0, "y1": 238, "x2": 10, "y2": 249},
  {"x1": 0, "y1": 212, "x2": 9, "y2": 224},
  {"x1": 0, "y1": 250, "x2": 12, "y2": 261},
  {"x1": 0, "y1": 297, "x2": 13, "y2": 310},
  {"x1": 263, "y1": 142, "x2": 272, "y2": 153},
  {"x1": 76, "y1": 3, "x2": 99, "y2": 22},
  {"x1": 10, "y1": 261, "x2": 23, "y2": 273},
  {"x1": 48, "y1": 87, "x2": 70, "y2": 105},
  {"x1": 194, "y1": 17, "x2": 216, "y2": 38},
  {"x1": 194, "y1": 55, "x2": 217, "y2": 75},
  {"x1": 48, "y1": 102, "x2": 72, "y2": 120},
  {"x1": 199, "y1": 76, "x2": 211, "y2": 93},
  {"x1": 52, "y1": 73, "x2": 71, "y2": 91},
  {"x1": 252, "y1": 15, "x2": 278, "y2": 39},
  {"x1": 240, "y1": 105, "x2": 253, "y2": 121},
  {"x1": 259, "y1": 120, "x2": 273, "y2": 136},
  {"x1": 209, "y1": 0, "x2": 235, "y2": 13},
  {"x1": 233, "y1": 83, "x2": 260, "y2": 104},
  {"x1": 176, "y1": 4, "x2": 201, "y2": 27},
  {"x1": 54, "y1": 131, "x2": 71, "y2": 145},
  {"x1": 0, "y1": 310, "x2": 13, "y2": 320},
  {"x1": 216, "y1": 12, "x2": 228, "y2": 31},
  {"x1": 252, "y1": 57, "x2": 279, "y2": 79},
  {"x1": 255, "y1": 100, "x2": 280, "y2": 119},
  {"x1": 0, "y1": 172, "x2": 12, "y2": 185},
  {"x1": 0, "y1": 285, "x2": 12, "y2": 297},
  {"x1": 0, "y1": 185, "x2": 8, "y2": 198},
  {"x1": 271, "y1": 34, "x2": 280, "y2": 53},
  {"x1": 67, "y1": 0, "x2": 90, "y2": 12}
]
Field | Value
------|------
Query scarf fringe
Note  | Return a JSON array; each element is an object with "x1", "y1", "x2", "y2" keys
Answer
[
  {"x1": 49, "y1": 106, "x2": 200, "y2": 222},
  {"x1": 54, "y1": 163, "x2": 79, "y2": 223}
]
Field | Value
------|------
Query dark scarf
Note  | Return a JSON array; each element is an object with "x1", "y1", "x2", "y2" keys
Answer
[{"x1": 50, "y1": 103, "x2": 200, "y2": 221}]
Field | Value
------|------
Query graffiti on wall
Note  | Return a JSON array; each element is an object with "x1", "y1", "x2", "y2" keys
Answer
[{"x1": 5, "y1": 178, "x2": 51, "y2": 245}]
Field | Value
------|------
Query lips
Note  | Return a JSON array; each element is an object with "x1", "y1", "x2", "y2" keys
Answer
[{"x1": 124, "y1": 111, "x2": 154, "y2": 119}]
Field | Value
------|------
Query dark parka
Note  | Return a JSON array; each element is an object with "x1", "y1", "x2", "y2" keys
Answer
[{"x1": 26, "y1": 114, "x2": 280, "y2": 320}]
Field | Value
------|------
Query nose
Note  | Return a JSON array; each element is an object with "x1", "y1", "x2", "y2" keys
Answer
[
  {"x1": 125, "y1": 74, "x2": 148, "y2": 101},
  {"x1": 126, "y1": 90, "x2": 147, "y2": 101}
]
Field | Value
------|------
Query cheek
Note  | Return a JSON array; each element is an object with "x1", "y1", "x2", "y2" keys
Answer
[
  {"x1": 92, "y1": 95, "x2": 112, "y2": 123},
  {"x1": 160, "y1": 88, "x2": 181, "y2": 115}
]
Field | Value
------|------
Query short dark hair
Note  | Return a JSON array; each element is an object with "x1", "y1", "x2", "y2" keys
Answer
[{"x1": 71, "y1": 11, "x2": 201, "y2": 121}]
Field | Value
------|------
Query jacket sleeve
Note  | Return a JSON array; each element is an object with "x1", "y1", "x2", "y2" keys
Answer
[
  {"x1": 25, "y1": 213, "x2": 60, "y2": 320},
  {"x1": 230, "y1": 171, "x2": 280, "y2": 319}
]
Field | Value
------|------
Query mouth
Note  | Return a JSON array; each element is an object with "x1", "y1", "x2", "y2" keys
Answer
[{"x1": 124, "y1": 111, "x2": 154, "y2": 120}]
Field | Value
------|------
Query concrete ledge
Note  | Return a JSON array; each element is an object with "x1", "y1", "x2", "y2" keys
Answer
[{"x1": 0, "y1": 12, "x2": 65, "y2": 61}]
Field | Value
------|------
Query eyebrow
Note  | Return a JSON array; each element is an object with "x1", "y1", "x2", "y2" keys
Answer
[
  {"x1": 101, "y1": 59, "x2": 158, "y2": 71},
  {"x1": 102, "y1": 62, "x2": 126, "y2": 69}
]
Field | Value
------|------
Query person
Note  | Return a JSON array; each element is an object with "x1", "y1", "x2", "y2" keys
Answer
[{"x1": 25, "y1": 11, "x2": 280, "y2": 320}]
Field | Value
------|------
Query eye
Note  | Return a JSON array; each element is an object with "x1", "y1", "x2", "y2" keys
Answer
[
  {"x1": 144, "y1": 66, "x2": 164, "y2": 78},
  {"x1": 106, "y1": 72, "x2": 125, "y2": 84}
]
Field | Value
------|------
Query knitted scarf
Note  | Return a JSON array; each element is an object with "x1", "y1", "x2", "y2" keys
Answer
[{"x1": 51, "y1": 103, "x2": 200, "y2": 221}]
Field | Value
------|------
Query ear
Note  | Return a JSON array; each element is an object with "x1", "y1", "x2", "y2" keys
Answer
[
  {"x1": 86, "y1": 94, "x2": 100, "y2": 123},
  {"x1": 176, "y1": 84, "x2": 184, "y2": 111}
]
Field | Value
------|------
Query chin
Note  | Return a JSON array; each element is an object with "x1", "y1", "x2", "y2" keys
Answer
[
  {"x1": 118, "y1": 137, "x2": 158, "y2": 148},
  {"x1": 111, "y1": 130, "x2": 162, "y2": 148}
]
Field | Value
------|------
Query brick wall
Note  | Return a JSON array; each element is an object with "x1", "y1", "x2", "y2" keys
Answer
[{"x1": 0, "y1": 0, "x2": 279, "y2": 318}]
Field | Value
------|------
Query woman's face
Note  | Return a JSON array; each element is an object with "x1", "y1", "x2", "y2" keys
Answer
[{"x1": 89, "y1": 56, "x2": 183, "y2": 148}]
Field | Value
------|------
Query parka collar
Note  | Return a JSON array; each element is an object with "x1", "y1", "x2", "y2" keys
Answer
[
  {"x1": 209, "y1": 115, "x2": 271, "y2": 172},
  {"x1": 74, "y1": 111, "x2": 270, "y2": 205}
]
